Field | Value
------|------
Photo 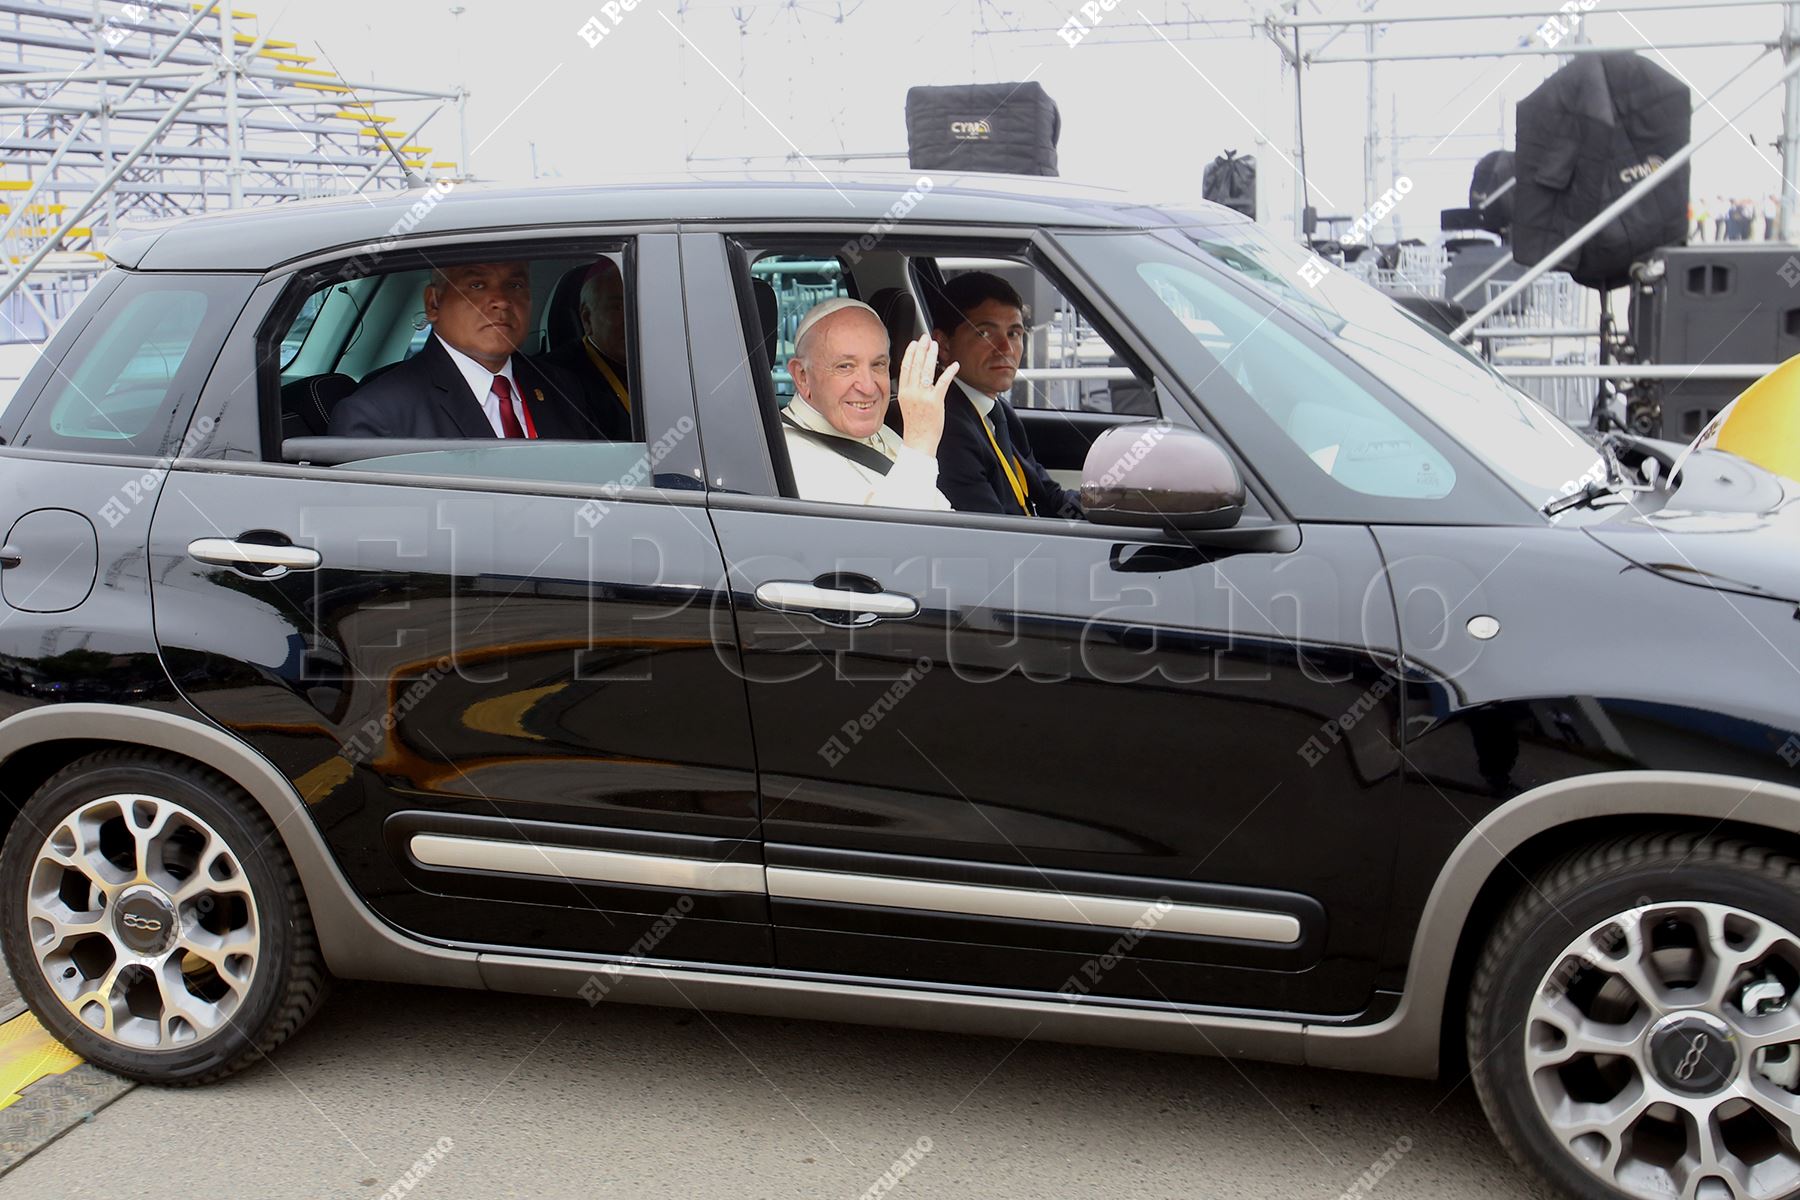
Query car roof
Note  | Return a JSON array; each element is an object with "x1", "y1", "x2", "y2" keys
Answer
[{"x1": 109, "y1": 171, "x2": 1246, "y2": 272}]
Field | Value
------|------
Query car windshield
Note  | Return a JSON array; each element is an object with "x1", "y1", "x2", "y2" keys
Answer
[{"x1": 1151, "y1": 219, "x2": 1606, "y2": 517}]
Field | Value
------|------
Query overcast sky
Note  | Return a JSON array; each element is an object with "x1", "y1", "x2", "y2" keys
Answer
[{"x1": 271, "y1": 0, "x2": 1795, "y2": 237}]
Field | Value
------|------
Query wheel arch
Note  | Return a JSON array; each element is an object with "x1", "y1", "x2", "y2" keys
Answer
[
  {"x1": 0, "y1": 704, "x2": 480, "y2": 988},
  {"x1": 1304, "y1": 771, "x2": 1800, "y2": 1078}
]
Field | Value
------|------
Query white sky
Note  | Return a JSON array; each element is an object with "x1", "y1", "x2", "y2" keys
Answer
[{"x1": 271, "y1": 0, "x2": 1796, "y2": 238}]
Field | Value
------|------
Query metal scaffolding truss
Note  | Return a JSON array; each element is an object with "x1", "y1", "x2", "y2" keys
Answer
[{"x1": 0, "y1": 0, "x2": 467, "y2": 342}]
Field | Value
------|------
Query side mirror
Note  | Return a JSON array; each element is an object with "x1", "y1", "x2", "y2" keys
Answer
[{"x1": 1079, "y1": 422, "x2": 1245, "y2": 532}]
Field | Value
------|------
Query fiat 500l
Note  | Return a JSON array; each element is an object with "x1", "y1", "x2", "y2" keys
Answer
[{"x1": 0, "y1": 174, "x2": 1794, "y2": 1200}]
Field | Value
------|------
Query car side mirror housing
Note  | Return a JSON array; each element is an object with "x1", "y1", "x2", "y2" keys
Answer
[{"x1": 1079, "y1": 422, "x2": 1246, "y2": 532}]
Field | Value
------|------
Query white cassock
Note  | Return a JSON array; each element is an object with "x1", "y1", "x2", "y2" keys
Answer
[{"x1": 781, "y1": 396, "x2": 951, "y2": 511}]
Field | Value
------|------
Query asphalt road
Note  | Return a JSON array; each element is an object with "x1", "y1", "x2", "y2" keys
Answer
[{"x1": 1, "y1": 979, "x2": 1555, "y2": 1200}]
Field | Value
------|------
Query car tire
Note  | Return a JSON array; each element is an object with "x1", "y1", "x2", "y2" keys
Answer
[
  {"x1": 0, "y1": 749, "x2": 328, "y2": 1084},
  {"x1": 1468, "y1": 832, "x2": 1800, "y2": 1200}
]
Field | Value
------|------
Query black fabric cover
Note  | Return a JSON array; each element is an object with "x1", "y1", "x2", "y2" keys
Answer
[
  {"x1": 905, "y1": 83, "x2": 1059, "y2": 176},
  {"x1": 1513, "y1": 52, "x2": 1690, "y2": 289},
  {"x1": 1469, "y1": 149, "x2": 1515, "y2": 233},
  {"x1": 1203, "y1": 150, "x2": 1257, "y2": 219}
]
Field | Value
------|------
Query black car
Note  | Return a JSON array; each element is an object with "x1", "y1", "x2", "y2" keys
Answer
[{"x1": 0, "y1": 173, "x2": 1795, "y2": 1200}]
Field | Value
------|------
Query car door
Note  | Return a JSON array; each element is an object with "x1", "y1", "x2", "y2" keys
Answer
[
  {"x1": 683, "y1": 227, "x2": 1409, "y2": 1016},
  {"x1": 146, "y1": 232, "x2": 771, "y2": 966}
]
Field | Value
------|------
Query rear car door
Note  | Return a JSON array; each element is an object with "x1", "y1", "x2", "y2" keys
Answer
[
  {"x1": 144, "y1": 232, "x2": 771, "y2": 966},
  {"x1": 684, "y1": 227, "x2": 1408, "y2": 1018}
]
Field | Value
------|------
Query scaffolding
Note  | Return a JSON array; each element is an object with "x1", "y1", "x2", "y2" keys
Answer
[{"x1": 0, "y1": 0, "x2": 467, "y2": 344}]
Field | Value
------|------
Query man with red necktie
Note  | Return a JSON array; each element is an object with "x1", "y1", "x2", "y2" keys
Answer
[{"x1": 329, "y1": 261, "x2": 607, "y2": 441}]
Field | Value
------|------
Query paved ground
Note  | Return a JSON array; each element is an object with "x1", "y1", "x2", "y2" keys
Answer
[{"x1": 0, "y1": 978, "x2": 1554, "y2": 1200}]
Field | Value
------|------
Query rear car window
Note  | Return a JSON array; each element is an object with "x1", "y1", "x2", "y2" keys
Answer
[{"x1": 11, "y1": 271, "x2": 249, "y2": 457}]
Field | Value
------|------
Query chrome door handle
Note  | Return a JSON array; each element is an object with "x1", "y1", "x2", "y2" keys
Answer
[
  {"x1": 187, "y1": 537, "x2": 322, "y2": 575},
  {"x1": 0, "y1": 546, "x2": 18, "y2": 569},
  {"x1": 754, "y1": 580, "x2": 918, "y2": 621}
]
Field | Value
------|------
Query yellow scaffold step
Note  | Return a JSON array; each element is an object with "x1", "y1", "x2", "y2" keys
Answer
[
  {"x1": 276, "y1": 65, "x2": 338, "y2": 78},
  {"x1": 0, "y1": 182, "x2": 35, "y2": 191},
  {"x1": 234, "y1": 33, "x2": 297, "y2": 48},
  {"x1": 0, "y1": 1011, "x2": 82, "y2": 1112},
  {"x1": 288, "y1": 81, "x2": 351, "y2": 93},
  {"x1": 398, "y1": 146, "x2": 430, "y2": 155},
  {"x1": 6, "y1": 252, "x2": 106, "y2": 262},
  {"x1": 196, "y1": 5, "x2": 260, "y2": 18},
  {"x1": 360, "y1": 128, "x2": 409, "y2": 138},
  {"x1": 256, "y1": 49, "x2": 314, "y2": 63},
  {"x1": 0, "y1": 204, "x2": 65, "y2": 216},
  {"x1": 13, "y1": 227, "x2": 93, "y2": 238},
  {"x1": 402, "y1": 161, "x2": 426, "y2": 169},
  {"x1": 431, "y1": 162, "x2": 458, "y2": 170}
]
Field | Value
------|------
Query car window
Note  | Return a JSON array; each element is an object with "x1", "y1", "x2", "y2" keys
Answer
[
  {"x1": 11, "y1": 271, "x2": 250, "y2": 457},
  {"x1": 1133, "y1": 259, "x2": 1456, "y2": 499},
  {"x1": 265, "y1": 247, "x2": 666, "y2": 489},
  {"x1": 726, "y1": 237, "x2": 1165, "y2": 514}
]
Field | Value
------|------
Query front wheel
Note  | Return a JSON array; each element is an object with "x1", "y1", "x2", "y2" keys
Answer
[
  {"x1": 1469, "y1": 833, "x2": 1800, "y2": 1200},
  {"x1": 0, "y1": 749, "x2": 328, "y2": 1084}
]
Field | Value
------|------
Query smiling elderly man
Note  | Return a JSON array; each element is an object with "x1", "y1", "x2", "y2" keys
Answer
[{"x1": 781, "y1": 297, "x2": 960, "y2": 509}]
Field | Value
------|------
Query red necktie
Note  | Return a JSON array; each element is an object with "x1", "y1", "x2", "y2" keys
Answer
[{"x1": 491, "y1": 374, "x2": 526, "y2": 438}]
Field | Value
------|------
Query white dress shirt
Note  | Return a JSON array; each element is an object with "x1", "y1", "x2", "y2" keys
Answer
[
  {"x1": 781, "y1": 395, "x2": 950, "y2": 510},
  {"x1": 435, "y1": 333, "x2": 530, "y2": 437}
]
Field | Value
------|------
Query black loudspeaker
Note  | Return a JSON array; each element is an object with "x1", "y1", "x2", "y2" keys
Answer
[
  {"x1": 1204, "y1": 150, "x2": 1257, "y2": 219},
  {"x1": 905, "y1": 83, "x2": 1060, "y2": 177},
  {"x1": 1628, "y1": 245, "x2": 1800, "y2": 438},
  {"x1": 1514, "y1": 53, "x2": 1691, "y2": 289}
]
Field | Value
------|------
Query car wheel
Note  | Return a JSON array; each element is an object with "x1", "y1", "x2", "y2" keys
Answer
[
  {"x1": 1469, "y1": 833, "x2": 1800, "y2": 1200},
  {"x1": 0, "y1": 749, "x2": 327, "y2": 1084}
]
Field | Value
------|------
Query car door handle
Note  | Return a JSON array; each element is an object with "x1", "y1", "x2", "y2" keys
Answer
[
  {"x1": 187, "y1": 537, "x2": 322, "y2": 574},
  {"x1": 754, "y1": 580, "x2": 919, "y2": 622},
  {"x1": 0, "y1": 546, "x2": 18, "y2": 570}
]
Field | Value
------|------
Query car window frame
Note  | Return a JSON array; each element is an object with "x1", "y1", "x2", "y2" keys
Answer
[
  {"x1": 176, "y1": 226, "x2": 704, "y2": 503},
  {"x1": 684, "y1": 222, "x2": 1284, "y2": 532}
]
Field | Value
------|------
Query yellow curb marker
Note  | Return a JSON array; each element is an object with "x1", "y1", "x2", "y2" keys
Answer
[{"x1": 0, "y1": 1012, "x2": 82, "y2": 1112}]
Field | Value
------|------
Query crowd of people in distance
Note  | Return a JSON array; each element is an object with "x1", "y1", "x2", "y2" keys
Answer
[{"x1": 1689, "y1": 195, "x2": 1781, "y2": 241}]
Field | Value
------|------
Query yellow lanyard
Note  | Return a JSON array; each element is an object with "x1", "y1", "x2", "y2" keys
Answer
[
  {"x1": 978, "y1": 410, "x2": 1031, "y2": 514},
  {"x1": 584, "y1": 339, "x2": 631, "y2": 413}
]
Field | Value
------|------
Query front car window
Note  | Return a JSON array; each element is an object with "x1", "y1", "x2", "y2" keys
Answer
[{"x1": 1162, "y1": 219, "x2": 1603, "y2": 514}]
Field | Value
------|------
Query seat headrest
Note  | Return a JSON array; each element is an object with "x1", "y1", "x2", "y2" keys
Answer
[{"x1": 279, "y1": 372, "x2": 357, "y2": 436}]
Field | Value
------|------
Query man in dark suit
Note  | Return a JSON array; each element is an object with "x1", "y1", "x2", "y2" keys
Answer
[
  {"x1": 925, "y1": 271, "x2": 1082, "y2": 518},
  {"x1": 329, "y1": 261, "x2": 606, "y2": 441},
  {"x1": 537, "y1": 257, "x2": 633, "y2": 441}
]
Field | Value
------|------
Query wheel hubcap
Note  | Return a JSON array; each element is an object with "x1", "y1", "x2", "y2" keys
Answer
[
  {"x1": 25, "y1": 793, "x2": 260, "y2": 1050},
  {"x1": 1526, "y1": 901, "x2": 1800, "y2": 1200}
]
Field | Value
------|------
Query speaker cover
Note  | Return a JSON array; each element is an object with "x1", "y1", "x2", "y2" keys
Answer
[
  {"x1": 1203, "y1": 150, "x2": 1257, "y2": 219},
  {"x1": 905, "y1": 82, "x2": 1060, "y2": 177},
  {"x1": 1469, "y1": 149, "x2": 1515, "y2": 234},
  {"x1": 1513, "y1": 52, "x2": 1690, "y2": 289}
]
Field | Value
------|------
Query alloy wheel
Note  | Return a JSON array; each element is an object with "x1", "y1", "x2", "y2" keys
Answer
[
  {"x1": 26, "y1": 792, "x2": 261, "y2": 1050},
  {"x1": 1526, "y1": 900, "x2": 1800, "y2": 1200}
]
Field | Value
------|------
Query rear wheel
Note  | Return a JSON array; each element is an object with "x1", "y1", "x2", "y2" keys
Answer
[
  {"x1": 1469, "y1": 833, "x2": 1800, "y2": 1200},
  {"x1": 0, "y1": 749, "x2": 327, "y2": 1084}
]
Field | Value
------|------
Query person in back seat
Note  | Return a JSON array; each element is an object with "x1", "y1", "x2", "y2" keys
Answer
[
  {"x1": 537, "y1": 258, "x2": 633, "y2": 441},
  {"x1": 328, "y1": 262, "x2": 600, "y2": 441}
]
